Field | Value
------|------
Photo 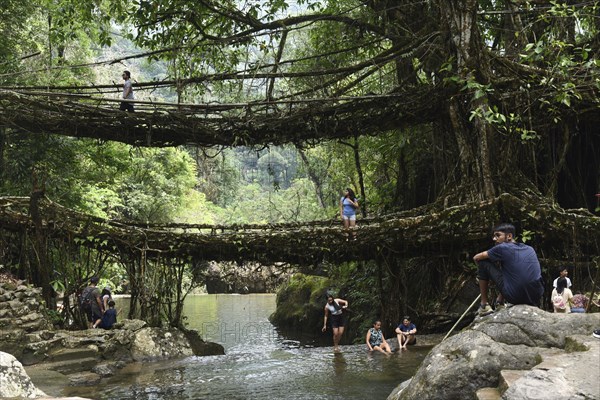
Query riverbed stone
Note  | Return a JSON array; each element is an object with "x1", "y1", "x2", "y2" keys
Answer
[
  {"x1": 388, "y1": 306, "x2": 600, "y2": 400},
  {"x1": 0, "y1": 351, "x2": 47, "y2": 398},
  {"x1": 182, "y1": 328, "x2": 225, "y2": 356},
  {"x1": 68, "y1": 371, "x2": 102, "y2": 386},
  {"x1": 131, "y1": 327, "x2": 194, "y2": 361},
  {"x1": 269, "y1": 273, "x2": 332, "y2": 335},
  {"x1": 92, "y1": 361, "x2": 125, "y2": 377}
]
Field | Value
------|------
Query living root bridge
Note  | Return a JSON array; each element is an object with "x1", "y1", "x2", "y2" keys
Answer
[
  {"x1": 0, "y1": 88, "x2": 441, "y2": 147},
  {"x1": 0, "y1": 193, "x2": 597, "y2": 266}
]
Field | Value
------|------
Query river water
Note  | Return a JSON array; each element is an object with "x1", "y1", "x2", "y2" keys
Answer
[{"x1": 54, "y1": 294, "x2": 430, "y2": 400}]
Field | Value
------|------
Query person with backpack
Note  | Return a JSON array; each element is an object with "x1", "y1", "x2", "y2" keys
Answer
[
  {"x1": 551, "y1": 277, "x2": 573, "y2": 313},
  {"x1": 81, "y1": 276, "x2": 103, "y2": 329}
]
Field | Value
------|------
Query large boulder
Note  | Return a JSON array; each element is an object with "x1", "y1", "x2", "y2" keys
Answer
[
  {"x1": 269, "y1": 273, "x2": 331, "y2": 335},
  {"x1": 389, "y1": 306, "x2": 600, "y2": 400},
  {"x1": 131, "y1": 327, "x2": 195, "y2": 361},
  {"x1": 101, "y1": 319, "x2": 223, "y2": 361},
  {"x1": 182, "y1": 328, "x2": 225, "y2": 356},
  {"x1": 0, "y1": 351, "x2": 46, "y2": 398}
]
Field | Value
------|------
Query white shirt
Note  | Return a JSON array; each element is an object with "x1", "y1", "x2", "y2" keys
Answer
[
  {"x1": 123, "y1": 80, "x2": 134, "y2": 99},
  {"x1": 552, "y1": 277, "x2": 572, "y2": 288}
]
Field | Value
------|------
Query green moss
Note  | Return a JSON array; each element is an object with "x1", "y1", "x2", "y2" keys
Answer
[
  {"x1": 564, "y1": 337, "x2": 589, "y2": 353},
  {"x1": 270, "y1": 273, "x2": 331, "y2": 330},
  {"x1": 2, "y1": 282, "x2": 17, "y2": 291}
]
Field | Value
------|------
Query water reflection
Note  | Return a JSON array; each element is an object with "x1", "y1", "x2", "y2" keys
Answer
[
  {"x1": 52, "y1": 295, "x2": 429, "y2": 400},
  {"x1": 332, "y1": 352, "x2": 347, "y2": 377}
]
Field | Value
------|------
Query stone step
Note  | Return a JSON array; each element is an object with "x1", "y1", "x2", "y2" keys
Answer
[
  {"x1": 475, "y1": 387, "x2": 502, "y2": 400},
  {"x1": 41, "y1": 357, "x2": 99, "y2": 374},
  {"x1": 24, "y1": 366, "x2": 70, "y2": 395},
  {"x1": 49, "y1": 348, "x2": 99, "y2": 363},
  {"x1": 498, "y1": 369, "x2": 526, "y2": 393}
]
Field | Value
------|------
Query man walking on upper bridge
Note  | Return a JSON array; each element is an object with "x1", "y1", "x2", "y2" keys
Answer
[
  {"x1": 120, "y1": 70, "x2": 135, "y2": 112},
  {"x1": 473, "y1": 223, "x2": 544, "y2": 316}
]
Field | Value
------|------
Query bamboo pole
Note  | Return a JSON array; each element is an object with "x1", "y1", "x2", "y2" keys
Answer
[{"x1": 442, "y1": 294, "x2": 481, "y2": 341}]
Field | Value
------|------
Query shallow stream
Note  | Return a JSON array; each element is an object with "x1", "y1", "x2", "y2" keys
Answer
[{"x1": 41, "y1": 294, "x2": 430, "y2": 400}]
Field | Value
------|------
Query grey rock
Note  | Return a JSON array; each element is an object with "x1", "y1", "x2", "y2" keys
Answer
[
  {"x1": 131, "y1": 328, "x2": 194, "y2": 361},
  {"x1": 114, "y1": 318, "x2": 147, "y2": 331},
  {"x1": 91, "y1": 363, "x2": 115, "y2": 377},
  {"x1": 67, "y1": 371, "x2": 101, "y2": 386},
  {"x1": 0, "y1": 351, "x2": 47, "y2": 398},
  {"x1": 502, "y1": 335, "x2": 600, "y2": 400},
  {"x1": 388, "y1": 306, "x2": 600, "y2": 400},
  {"x1": 182, "y1": 329, "x2": 225, "y2": 356},
  {"x1": 15, "y1": 284, "x2": 30, "y2": 292}
]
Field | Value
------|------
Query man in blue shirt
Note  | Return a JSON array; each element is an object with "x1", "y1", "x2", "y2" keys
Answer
[
  {"x1": 473, "y1": 223, "x2": 544, "y2": 316},
  {"x1": 395, "y1": 316, "x2": 417, "y2": 350}
]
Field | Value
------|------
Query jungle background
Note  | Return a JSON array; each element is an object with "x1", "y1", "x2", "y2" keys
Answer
[{"x1": 0, "y1": 0, "x2": 599, "y2": 341}]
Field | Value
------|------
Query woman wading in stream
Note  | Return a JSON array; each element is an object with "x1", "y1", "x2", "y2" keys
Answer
[{"x1": 322, "y1": 294, "x2": 349, "y2": 352}]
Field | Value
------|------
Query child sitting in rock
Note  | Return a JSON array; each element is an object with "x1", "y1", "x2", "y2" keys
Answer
[{"x1": 96, "y1": 300, "x2": 117, "y2": 329}]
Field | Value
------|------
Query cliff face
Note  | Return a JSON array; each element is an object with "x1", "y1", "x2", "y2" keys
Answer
[{"x1": 388, "y1": 306, "x2": 600, "y2": 400}]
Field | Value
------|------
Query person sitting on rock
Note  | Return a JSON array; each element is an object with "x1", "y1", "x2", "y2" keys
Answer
[
  {"x1": 473, "y1": 223, "x2": 544, "y2": 316},
  {"x1": 97, "y1": 300, "x2": 117, "y2": 329},
  {"x1": 395, "y1": 316, "x2": 417, "y2": 349},
  {"x1": 366, "y1": 320, "x2": 392, "y2": 354}
]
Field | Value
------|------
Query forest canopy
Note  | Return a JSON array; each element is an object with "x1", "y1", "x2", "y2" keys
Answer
[
  {"x1": 0, "y1": 0, "x2": 598, "y2": 215},
  {"x1": 0, "y1": 0, "x2": 598, "y2": 328}
]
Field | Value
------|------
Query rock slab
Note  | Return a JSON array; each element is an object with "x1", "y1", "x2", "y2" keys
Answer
[{"x1": 388, "y1": 306, "x2": 600, "y2": 400}]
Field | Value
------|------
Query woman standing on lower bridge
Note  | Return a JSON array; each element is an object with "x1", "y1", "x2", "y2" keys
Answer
[{"x1": 340, "y1": 188, "x2": 359, "y2": 241}]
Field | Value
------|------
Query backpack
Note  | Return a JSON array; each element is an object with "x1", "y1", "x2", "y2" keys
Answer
[
  {"x1": 552, "y1": 293, "x2": 566, "y2": 310},
  {"x1": 80, "y1": 286, "x2": 95, "y2": 312}
]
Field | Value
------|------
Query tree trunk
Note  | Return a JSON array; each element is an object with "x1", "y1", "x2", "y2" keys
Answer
[
  {"x1": 29, "y1": 186, "x2": 53, "y2": 307},
  {"x1": 297, "y1": 148, "x2": 326, "y2": 209},
  {"x1": 442, "y1": 0, "x2": 496, "y2": 199},
  {"x1": 352, "y1": 136, "x2": 367, "y2": 217},
  {"x1": 0, "y1": 126, "x2": 5, "y2": 187}
]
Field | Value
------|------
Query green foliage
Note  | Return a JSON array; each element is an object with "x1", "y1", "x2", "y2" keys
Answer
[
  {"x1": 270, "y1": 273, "x2": 331, "y2": 330},
  {"x1": 0, "y1": 134, "x2": 197, "y2": 222},
  {"x1": 45, "y1": 309, "x2": 64, "y2": 326},
  {"x1": 520, "y1": 229, "x2": 533, "y2": 243},
  {"x1": 119, "y1": 148, "x2": 197, "y2": 222}
]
